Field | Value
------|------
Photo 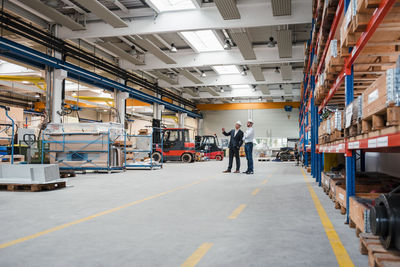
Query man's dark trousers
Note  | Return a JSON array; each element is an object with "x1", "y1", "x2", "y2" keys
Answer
[
  {"x1": 245, "y1": 142, "x2": 253, "y2": 172},
  {"x1": 228, "y1": 147, "x2": 240, "y2": 171}
]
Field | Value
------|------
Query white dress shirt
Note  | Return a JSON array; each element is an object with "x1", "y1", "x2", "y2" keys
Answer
[
  {"x1": 243, "y1": 127, "x2": 254, "y2": 143},
  {"x1": 234, "y1": 129, "x2": 239, "y2": 136}
]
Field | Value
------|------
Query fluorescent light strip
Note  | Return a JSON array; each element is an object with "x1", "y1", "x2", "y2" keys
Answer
[
  {"x1": 212, "y1": 65, "x2": 240, "y2": 75},
  {"x1": 147, "y1": 0, "x2": 196, "y2": 12},
  {"x1": 181, "y1": 30, "x2": 224, "y2": 52}
]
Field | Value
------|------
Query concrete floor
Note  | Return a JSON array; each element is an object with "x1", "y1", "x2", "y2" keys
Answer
[{"x1": 0, "y1": 160, "x2": 367, "y2": 267}]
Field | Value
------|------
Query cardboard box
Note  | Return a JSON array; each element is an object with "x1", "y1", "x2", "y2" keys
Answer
[
  {"x1": 349, "y1": 194, "x2": 380, "y2": 233},
  {"x1": 362, "y1": 74, "x2": 387, "y2": 119}
]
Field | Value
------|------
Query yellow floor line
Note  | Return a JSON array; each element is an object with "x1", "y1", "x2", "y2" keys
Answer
[
  {"x1": 0, "y1": 177, "x2": 213, "y2": 250},
  {"x1": 228, "y1": 204, "x2": 247, "y2": 219},
  {"x1": 251, "y1": 188, "x2": 260, "y2": 196},
  {"x1": 180, "y1": 242, "x2": 214, "y2": 267},
  {"x1": 262, "y1": 179, "x2": 268, "y2": 185},
  {"x1": 300, "y1": 168, "x2": 355, "y2": 267}
]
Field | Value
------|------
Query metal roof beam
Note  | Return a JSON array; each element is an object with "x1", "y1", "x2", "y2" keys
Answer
[
  {"x1": 17, "y1": 0, "x2": 85, "y2": 30},
  {"x1": 160, "y1": 69, "x2": 303, "y2": 88},
  {"x1": 120, "y1": 45, "x2": 305, "y2": 71},
  {"x1": 58, "y1": 0, "x2": 311, "y2": 39},
  {"x1": 96, "y1": 41, "x2": 144, "y2": 65},
  {"x1": 74, "y1": 0, "x2": 128, "y2": 28}
]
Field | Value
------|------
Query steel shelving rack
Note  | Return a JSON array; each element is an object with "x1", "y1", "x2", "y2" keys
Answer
[
  {"x1": 124, "y1": 132, "x2": 163, "y2": 169},
  {"x1": 300, "y1": 0, "x2": 399, "y2": 222}
]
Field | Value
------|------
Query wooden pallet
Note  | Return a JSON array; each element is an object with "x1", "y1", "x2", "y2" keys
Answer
[
  {"x1": 362, "y1": 106, "x2": 400, "y2": 134},
  {"x1": 345, "y1": 121, "x2": 362, "y2": 137},
  {"x1": 334, "y1": 199, "x2": 347, "y2": 215},
  {"x1": 329, "y1": 130, "x2": 344, "y2": 142},
  {"x1": 0, "y1": 181, "x2": 66, "y2": 192},
  {"x1": 60, "y1": 171, "x2": 76, "y2": 178},
  {"x1": 359, "y1": 233, "x2": 400, "y2": 267}
]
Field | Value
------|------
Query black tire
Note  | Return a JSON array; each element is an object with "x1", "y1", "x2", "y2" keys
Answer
[
  {"x1": 151, "y1": 151, "x2": 162, "y2": 163},
  {"x1": 215, "y1": 155, "x2": 222, "y2": 161},
  {"x1": 181, "y1": 153, "x2": 193, "y2": 163}
]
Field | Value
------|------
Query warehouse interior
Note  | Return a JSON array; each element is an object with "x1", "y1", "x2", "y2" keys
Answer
[{"x1": 0, "y1": 0, "x2": 399, "y2": 266}]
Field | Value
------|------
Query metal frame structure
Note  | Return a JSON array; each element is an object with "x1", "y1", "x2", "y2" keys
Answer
[
  {"x1": 124, "y1": 132, "x2": 163, "y2": 169},
  {"x1": 0, "y1": 37, "x2": 201, "y2": 118},
  {"x1": 0, "y1": 105, "x2": 15, "y2": 164},
  {"x1": 300, "y1": 0, "x2": 398, "y2": 222},
  {"x1": 41, "y1": 124, "x2": 124, "y2": 172}
]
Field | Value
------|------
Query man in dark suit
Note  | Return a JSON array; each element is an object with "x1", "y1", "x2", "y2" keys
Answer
[{"x1": 222, "y1": 121, "x2": 244, "y2": 173}]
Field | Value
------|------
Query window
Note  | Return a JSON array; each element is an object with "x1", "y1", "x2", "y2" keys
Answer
[
  {"x1": 180, "y1": 30, "x2": 224, "y2": 52},
  {"x1": 164, "y1": 130, "x2": 179, "y2": 142},
  {"x1": 212, "y1": 65, "x2": 241, "y2": 75},
  {"x1": 147, "y1": 0, "x2": 196, "y2": 12},
  {"x1": 183, "y1": 130, "x2": 190, "y2": 142}
]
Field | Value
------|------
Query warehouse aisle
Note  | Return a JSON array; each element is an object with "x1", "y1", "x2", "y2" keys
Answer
[{"x1": 0, "y1": 161, "x2": 367, "y2": 267}]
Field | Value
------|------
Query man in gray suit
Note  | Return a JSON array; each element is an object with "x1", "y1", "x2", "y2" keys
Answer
[{"x1": 222, "y1": 121, "x2": 244, "y2": 173}]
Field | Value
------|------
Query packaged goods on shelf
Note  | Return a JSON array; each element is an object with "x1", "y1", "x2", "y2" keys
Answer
[
  {"x1": 386, "y1": 57, "x2": 400, "y2": 106},
  {"x1": 345, "y1": 96, "x2": 362, "y2": 128},
  {"x1": 333, "y1": 109, "x2": 343, "y2": 131},
  {"x1": 362, "y1": 74, "x2": 388, "y2": 119},
  {"x1": 361, "y1": 71, "x2": 400, "y2": 132}
]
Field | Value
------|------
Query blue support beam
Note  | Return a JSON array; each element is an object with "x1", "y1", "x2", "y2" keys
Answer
[
  {"x1": 0, "y1": 37, "x2": 202, "y2": 119},
  {"x1": 344, "y1": 0, "x2": 355, "y2": 224}
]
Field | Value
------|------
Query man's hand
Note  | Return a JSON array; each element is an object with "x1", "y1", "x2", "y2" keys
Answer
[{"x1": 222, "y1": 128, "x2": 225, "y2": 132}]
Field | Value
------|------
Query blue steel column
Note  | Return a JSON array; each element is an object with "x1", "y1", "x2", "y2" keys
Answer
[
  {"x1": 344, "y1": 0, "x2": 355, "y2": 224},
  {"x1": 318, "y1": 113, "x2": 323, "y2": 186},
  {"x1": 311, "y1": 75, "x2": 316, "y2": 179}
]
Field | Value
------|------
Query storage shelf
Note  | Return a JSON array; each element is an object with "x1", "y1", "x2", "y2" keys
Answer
[{"x1": 300, "y1": 0, "x2": 400, "y2": 224}]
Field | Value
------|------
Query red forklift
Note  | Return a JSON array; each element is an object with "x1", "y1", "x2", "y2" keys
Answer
[
  {"x1": 152, "y1": 128, "x2": 196, "y2": 163},
  {"x1": 195, "y1": 135, "x2": 224, "y2": 161}
]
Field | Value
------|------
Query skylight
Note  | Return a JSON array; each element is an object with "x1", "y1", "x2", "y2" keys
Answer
[
  {"x1": 212, "y1": 65, "x2": 241, "y2": 75},
  {"x1": 181, "y1": 30, "x2": 224, "y2": 52},
  {"x1": 230, "y1": 85, "x2": 252, "y2": 89},
  {"x1": 147, "y1": 0, "x2": 196, "y2": 13}
]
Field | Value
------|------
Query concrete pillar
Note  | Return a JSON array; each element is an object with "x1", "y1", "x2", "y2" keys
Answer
[
  {"x1": 197, "y1": 118, "x2": 204, "y2": 136},
  {"x1": 178, "y1": 113, "x2": 187, "y2": 128},
  {"x1": 153, "y1": 103, "x2": 164, "y2": 120},
  {"x1": 248, "y1": 109, "x2": 253, "y2": 121},
  {"x1": 50, "y1": 69, "x2": 67, "y2": 123},
  {"x1": 114, "y1": 90, "x2": 129, "y2": 125}
]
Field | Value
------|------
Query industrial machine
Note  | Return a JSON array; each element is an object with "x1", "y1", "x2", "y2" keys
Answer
[
  {"x1": 152, "y1": 128, "x2": 195, "y2": 163},
  {"x1": 275, "y1": 147, "x2": 295, "y2": 162},
  {"x1": 370, "y1": 186, "x2": 400, "y2": 250},
  {"x1": 195, "y1": 135, "x2": 224, "y2": 161}
]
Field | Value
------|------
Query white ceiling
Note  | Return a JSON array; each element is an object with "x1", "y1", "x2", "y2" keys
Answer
[{"x1": 7, "y1": 0, "x2": 312, "y2": 104}]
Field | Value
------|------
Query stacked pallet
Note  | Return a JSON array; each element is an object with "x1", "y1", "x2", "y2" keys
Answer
[
  {"x1": 359, "y1": 233, "x2": 400, "y2": 267},
  {"x1": 318, "y1": 109, "x2": 344, "y2": 144},
  {"x1": 361, "y1": 66, "x2": 400, "y2": 134}
]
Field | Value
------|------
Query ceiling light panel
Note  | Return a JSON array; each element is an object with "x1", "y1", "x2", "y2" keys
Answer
[
  {"x1": 147, "y1": 0, "x2": 196, "y2": 12},
  {"x1": 181, "y1": 30, "x2": 224, "y2": 52},
  {"x1": 230, "y1": 85, "x2": 251, "y2": 89},
  {"x1": 212, "y1": 65, "x2": 240, "y2": 75}
]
